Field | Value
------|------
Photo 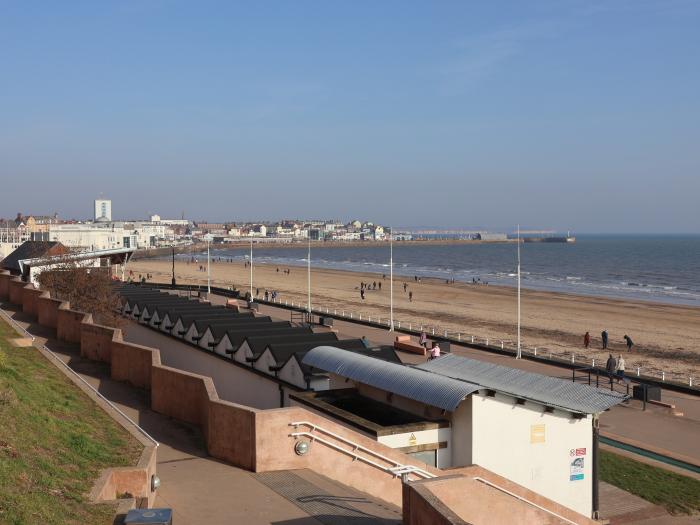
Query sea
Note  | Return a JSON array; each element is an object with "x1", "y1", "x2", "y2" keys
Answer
[{"x1": 179, "y1": 235, "x2": 700, "y2": 307}]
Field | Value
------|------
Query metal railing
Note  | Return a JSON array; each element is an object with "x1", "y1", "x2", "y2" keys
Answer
[
  {"x1": 572, "y1": 366, "x2": 631, "y2": 396},
  {"x1": 0, "y1": 305, "x2": 159, "y2": 449},
  {"x1": 289, "y1": 421, "x2": 435, "y2": 481},
  {"x1": 257, "y1": 296, "x2": 697, "y2": 391}
]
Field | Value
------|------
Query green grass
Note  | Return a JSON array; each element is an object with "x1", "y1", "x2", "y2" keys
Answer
[
  {"x1": 600, "y1": 449, "x2": 700, "y2": 515},
  {"x1": 0, "y1": 318, "x2": 142, "y2": 525}
]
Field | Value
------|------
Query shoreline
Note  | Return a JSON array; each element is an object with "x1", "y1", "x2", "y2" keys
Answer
[
  {"x1": 156, "y1": 246, "x2": 699, "y2": 309},
  {"x1": 125, "y1": 258, "x2": 700, "y2": 381}
]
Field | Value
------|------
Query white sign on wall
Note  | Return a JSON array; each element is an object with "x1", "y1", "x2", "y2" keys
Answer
[{"x1": 569, "y1": 448, "x2": 586, "y2": 481}]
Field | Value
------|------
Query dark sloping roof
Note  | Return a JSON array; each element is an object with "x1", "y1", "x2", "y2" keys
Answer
[
  {"x1": 246, "y1": 332, "x2": 338, "y2": 358},
  {"x1": 270, "y1": 338, "x2": 367, "y2": 367},
  {"x1": 417, "y1": 354, "x2": 627, "y2": 414},
  {"x1": 224, "y1": 327, "x2": 313, "y2": 349},
  {"x1": 302, "y1": 346, "x2": 478, "y2": 411},
  {"x1": 208, "y1": 320, "x2": 290, "y2": 340},
  {"x1": 1, "y1": 241, "x2": 65, "y2": 272}
]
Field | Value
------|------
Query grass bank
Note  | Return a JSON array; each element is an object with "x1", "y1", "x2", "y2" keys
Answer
[
  {"x1": 0, "y1": 317, "x2": 142, "y2": 525},
  {"x1": 600, "y1": 450, "x2": 700, "y2": 515}
]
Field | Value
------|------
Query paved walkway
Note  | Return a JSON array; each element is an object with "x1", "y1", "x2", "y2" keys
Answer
[
  {"x1": 0, "y1": 303, "x2": 400, "y2": 525},
  {"x1": 235, "y1": 298, "x2": 700, "y2": 469}
]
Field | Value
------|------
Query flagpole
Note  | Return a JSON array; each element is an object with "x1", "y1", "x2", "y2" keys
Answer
[
  {"x1": 389, "y1": 228, "x2": 394, "y2": 331},
  {"x1": 516, "y1": 224, "x2": 522, "y2": 359}
]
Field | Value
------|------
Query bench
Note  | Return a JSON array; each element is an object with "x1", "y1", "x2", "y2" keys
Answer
[{"x1": 393, "y1": 335, "x2": 426, "y2": 356}]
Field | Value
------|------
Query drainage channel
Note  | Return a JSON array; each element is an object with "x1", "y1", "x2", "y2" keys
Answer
[{"x1": 600, "y1": 436, "x2": 700, "y2": 475}]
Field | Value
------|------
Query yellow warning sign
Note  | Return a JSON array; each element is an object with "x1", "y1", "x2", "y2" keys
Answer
[
  {"x1": 408, "y1": 433, "x2": 417, "y2": 446},
  {"x1": 530, "y1": 424, "x2": 545, "y2": 444}
]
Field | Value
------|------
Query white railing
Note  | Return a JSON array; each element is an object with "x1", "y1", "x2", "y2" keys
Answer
[
  {"x1": 289, "y1": 421, "x2": 435, "y2": 480},
  {"x1": 473, "y1": 477, "x2": 578, "y2": 525},
  {"x1": 0, "y1": 306, "x2": 160, "y2": 449}
]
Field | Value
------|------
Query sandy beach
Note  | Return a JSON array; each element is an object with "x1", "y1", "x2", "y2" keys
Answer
[{"x1": 125, "y1": 258, "x2": 700, "y2": 382}]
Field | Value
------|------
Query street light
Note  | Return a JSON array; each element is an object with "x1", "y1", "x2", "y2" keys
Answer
[
  {"x1": 203, "y1": 233, "x2": 213, "y2": 296},
  {"x1": 171, "y1": 245, "x2": 176, "y2": 287},
  {"x1": 389, "y1": 227, "x2": 394, "y2": 331}
]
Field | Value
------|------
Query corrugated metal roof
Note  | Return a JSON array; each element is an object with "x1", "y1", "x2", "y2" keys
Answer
[
  {"x1": 302, "y1": 346, "x2": 479, "y2": 411},
  {"x1": 417, "y1": 354, "x2": 626, "y2": 414}
]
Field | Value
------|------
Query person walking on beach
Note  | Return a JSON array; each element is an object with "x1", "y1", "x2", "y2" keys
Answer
[
  {"x1": 403, "y1": 282, "x2": 407, "y2": 293},
  {"x1": 605, "y1": 354, "x2": 617, "y2": 384},
  {"x1": 360, "y1": 289, "x2": 365, "y2": 300},
  {"x1": 601, "y1": 330, "x2": 609, "y2": 350},
  {"x1": 624, "y1": 335, "x2": 634, "y2": 352},
  {"x1": 409, "y1": 291, "x2": 413, "y2": 302},
  {"x1": 616, "y1": 355, "x2": 626, "y2": 383},
  {"x1": 584, "y1": 332, "x2": 591, "y2": 349},
  {"x1": 378, "y1": 282, "x2": 381, "y2": 291}
]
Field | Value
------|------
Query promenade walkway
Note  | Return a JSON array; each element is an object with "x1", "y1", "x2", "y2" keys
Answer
[{"x1": 235, "y1": 297, "x2": 700, "y2": 471}]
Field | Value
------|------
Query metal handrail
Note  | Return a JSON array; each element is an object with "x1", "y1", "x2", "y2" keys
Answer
[
  {"x1": 473, "y1": 477, "x2": 578, "y2": 525},
  {"x1": 0, "y1": 306, "x2": 160, "y2": 449},
  {"x1": 290, "y1": 421, "x2": 435, "y2": 480}
]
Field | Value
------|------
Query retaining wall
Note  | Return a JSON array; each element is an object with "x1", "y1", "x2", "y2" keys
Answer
[{"x1": 21, "y1": 286, "x2": 44, "y2": 317}]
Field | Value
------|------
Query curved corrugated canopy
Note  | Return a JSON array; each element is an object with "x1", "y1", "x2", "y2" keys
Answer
[
  {"x1": 417, "y1": 354, "x2": 627, "y2": 414},
  {"x1": 303, "y1": 346, "x2": 479, "y2": 411}
]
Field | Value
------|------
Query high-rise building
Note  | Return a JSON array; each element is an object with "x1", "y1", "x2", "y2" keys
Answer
[{"x1": 94, "y1": 199, "x2": 112, "y2": 222}]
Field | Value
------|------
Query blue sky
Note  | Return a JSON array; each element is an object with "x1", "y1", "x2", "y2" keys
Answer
[{"x1": 1, "y1": 0, "x2": 699, "y2": 232}]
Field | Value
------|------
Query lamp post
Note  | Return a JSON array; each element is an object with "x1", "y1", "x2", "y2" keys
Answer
[
  {"x1": 389, "y1": 228, "x2": 394, "y2": 331},
  {"x1": 171, "y1": 245, "x2": 176, "y2": 286},
  {"x1": 516, "y1": 224, "x2": 522, "y2": 359},
  {"x1": 307, "y1": 232, "x2": 311, "y2": 315},
  {"x1": 203, "y1": 233, "x2": 213, "y2": 296},
  {"x1": 249, "y1": 237, "x2": 253, "y2": 302}
]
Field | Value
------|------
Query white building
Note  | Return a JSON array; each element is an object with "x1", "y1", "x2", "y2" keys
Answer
[
  {"x1": 48, "y1": 223, "x2": 137, "y2": 251},
  {"x1": 300, "y1": 347, "x2": 626, "y2": 519},
  {"x1": 94, "y1": 199, "x2": 112, "y2": 222}
]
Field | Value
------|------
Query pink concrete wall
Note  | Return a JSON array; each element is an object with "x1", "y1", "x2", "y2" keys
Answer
[
  {"x1": 111, "y1": 339, "x2": 160, "y2": 389},
  {"x1": 151, "y1": 365, "x2": 213, "y2": 427},
  {"x1": 81, "y1": 320, "x2": 119, "y2": 363},
  {"x1": 254, "y1": 406, "x2": 439, "y2": 507},
  {"x1": 402, "y1": 479, "x2": 468, "y2": 525},
  {"x1": 9, "y1": 278, "x2": 25, "y2": 305},
  {"x1": 37, "y1": 295, "x2": 62, "y2": 328},
  {"x1": 207, "y1": 400, "x2": 257, "y2": 471},
  {"x1": 0, "y1": 271, "x2": 10, "y2": 300},
  {"x1": 21, "y1": 286, "x2": 44, "y2": 317},
  {"x1": 56, "y1": 304, "x2": 87, "y2": 343}
]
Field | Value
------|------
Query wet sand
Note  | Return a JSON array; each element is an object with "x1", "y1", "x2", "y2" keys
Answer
[{"x1": 125, "y1": 258, "x2": 700, "y2": 382}]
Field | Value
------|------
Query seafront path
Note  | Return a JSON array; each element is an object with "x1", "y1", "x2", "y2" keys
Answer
[{"x1": 206, "y1": 293, "x2": 700, "y2": 477}]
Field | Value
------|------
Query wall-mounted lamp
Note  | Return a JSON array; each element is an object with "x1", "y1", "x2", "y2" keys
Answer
[{"x1": 294, "y1": 440, "x2": 311, "y2": 456}]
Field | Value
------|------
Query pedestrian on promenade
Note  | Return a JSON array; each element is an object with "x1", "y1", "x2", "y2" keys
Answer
[
  {"x1": 616, "y1": 355, "x2": 626, "y2": 382},
  {"x1": 605, "y1": 354, "x2": 617, "y2": 384},
  {"x1": 264, "y1": 290, "x2": 269, "y2": 301},
  {"x1": 419, "y1": 331, "x2": 428, "y2": 348},
  {"x1": 409, "y1": 291, "x2": 413, "y2": 302},
  {"x1": 361, "y1": 336, "x2": 370, "y2": 348},
  {"x1": 601, "y1": 330, "x2": 609, "y2": 350},
  {"x1": 256, "y1": 287, "x2": 259, "y2": 297},
  {"x1": 584, "y1": 331, "x2": 591, "y2": 349},
  {"x1": 624, "y1": 335, "x2": 634, "y2": 352},
  {"x1": 429, "y1": 342, "x2": 441, "y2": 360}
]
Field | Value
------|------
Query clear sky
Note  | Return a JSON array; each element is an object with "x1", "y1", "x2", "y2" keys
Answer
[{"x1": 1, "y1": 1, "x2": 698, "y2": 232}]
